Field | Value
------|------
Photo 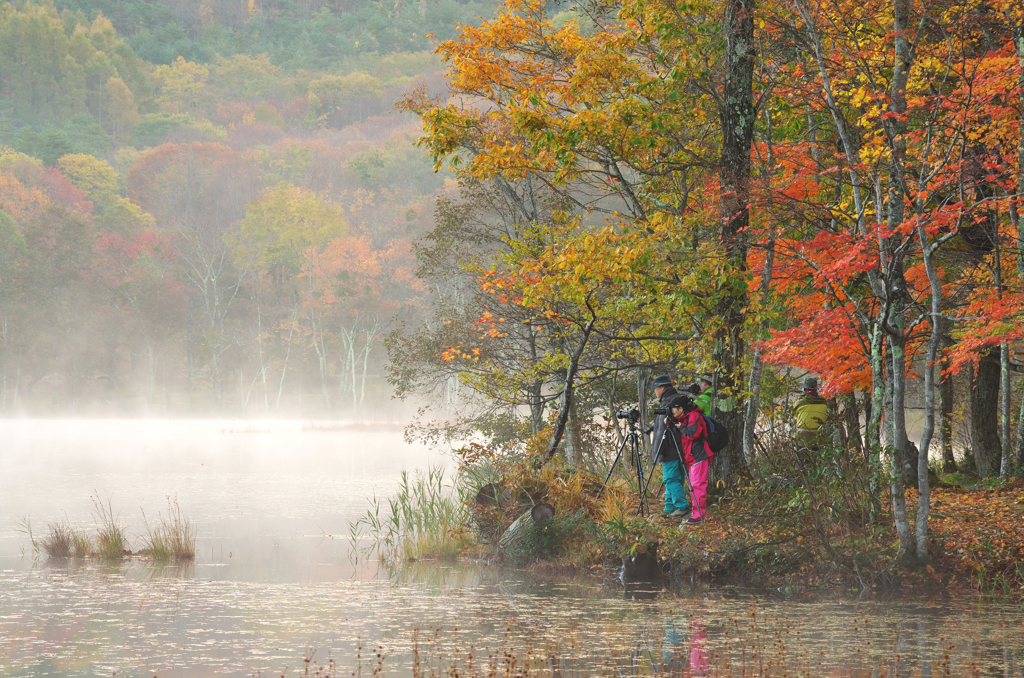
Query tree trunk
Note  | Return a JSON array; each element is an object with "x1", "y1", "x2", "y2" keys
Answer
[
  {"x1": 743, "y1": 241, "x2": 774, "y2": 472},
  {"x1": 867, "y1": 320, "x2": 886, "y2": 451},
  {"x1": 1015, "y1": 21, "x2": 1024, "y2": 474},
  {"x1": 360, "y1": 331, "x2": 374, "y2": 408},
  {"x1": 940, "y1": 352, "x2": 957, "y2": 473},
  {"x1": 1016, "y1": 386, "x2": 1024, "y2": 473},
  {"x1": 991, "y1": 223, "x2": 1013, "y2": 479},
  {"x1": 313, "y1": 318, "x2": 331, "y2": 410},
  {"x1": 275, "y1": 309, "x2": 299, "y2": 411},
  {"x1": 541, "y1": 316, "x2": 595, "y2": 465},
  {"x1": 884, "y1": 0, "x2": 915, "y2": 560},
  {"x1": 1000, "y1": 342, "x2": 1013, "y2": 478},
  {"x1": 713, "y1": 0, "x2": 757, "y2": 487},
  {"x1": 970, "y1": 349, "x2": 1002, "y2": 477},
  {"x1": 637, "y1": 366, "x2": 652, "y2": 457},
  {"x1": 563, "y1": 369, "x2": 579, "y2": 466},
  {"x1": 866, "y1": 319, "x2": 886, "y2": 520},
  {"x1": 915, "y1": 222, "x2": 944, "y2": 559},
  {"x1": 842, "y1": 392, "x2": 863, "y2": 457},
  {"x1": 527, "y1": 326, "x2": 544, "y2": 434},
  {"x1": 888, "y1": 323, "x2": 914, "y2": 559}
]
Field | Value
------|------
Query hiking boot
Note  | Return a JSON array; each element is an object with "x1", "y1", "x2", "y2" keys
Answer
[
  {"x1": 682, "y1": 517, "x2": 704, "y2": 526},
  {"x1": 669, "y1": 509, "x2": 689, "y2": 518}
]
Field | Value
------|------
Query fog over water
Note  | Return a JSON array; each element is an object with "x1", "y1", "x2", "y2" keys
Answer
[
  {"x1": 1, "y1": 420, "x2": 1022, "y2": 677},
  {"x1": 0, "y1": 419, "x2": 445, "y2": 574}
]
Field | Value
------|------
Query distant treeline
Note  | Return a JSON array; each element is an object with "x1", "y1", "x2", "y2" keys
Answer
[
  {"x1": 51, "y1": 0, "x2": 492, "y2": 68},
  {"x1": 0, "y1": 0, "x2": 478, "y2": 414}
]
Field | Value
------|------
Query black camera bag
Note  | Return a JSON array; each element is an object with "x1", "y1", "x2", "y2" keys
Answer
[{"x1": 701, "y1": 414, "x2": 730, "y2": 453}]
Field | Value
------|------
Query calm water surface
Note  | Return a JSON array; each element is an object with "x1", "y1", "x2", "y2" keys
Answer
[{"x1": 1, "y1": 420, "x2": 1021, "y2": 677}]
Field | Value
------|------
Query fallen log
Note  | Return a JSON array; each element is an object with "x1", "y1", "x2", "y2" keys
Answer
[{"x1": 498, "y1": 502, "x2": 555, "y2": 555}]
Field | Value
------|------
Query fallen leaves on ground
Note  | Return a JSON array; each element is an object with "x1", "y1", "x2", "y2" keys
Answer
[{"x1": 634, "y1": 482, "x2": 1024, "y2": 595}]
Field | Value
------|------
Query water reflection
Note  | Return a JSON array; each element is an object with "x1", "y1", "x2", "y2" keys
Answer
[{"x1": 4, "y1": 558, "x2": 1024, "y2": 677}]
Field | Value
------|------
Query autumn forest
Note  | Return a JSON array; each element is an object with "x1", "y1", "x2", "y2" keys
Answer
[{"x1": 386, "y1": 0, "x2": 1024, "y2": 567}]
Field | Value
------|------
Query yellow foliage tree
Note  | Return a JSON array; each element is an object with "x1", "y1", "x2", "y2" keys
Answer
[
  {"x1": 104, "y1": 77, "x2": 140, "y2": 146},
  {"x1": 152, "y1": 56, "x2": 208, "y2": 113},
  {"x1": 57, "y1": 154, "x2": 153, "y2": 230}
]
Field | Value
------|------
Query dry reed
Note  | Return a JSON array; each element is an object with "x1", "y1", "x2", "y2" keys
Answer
[
  {"x1": 141, "y1": 496, "x2": 196, "y2": 561},
  {"x1": 92, "y1": 495, "x2": 130, "y2": 559},
  {"x1": 41, "y1": 519, "x2": 91, "y2": 558}
]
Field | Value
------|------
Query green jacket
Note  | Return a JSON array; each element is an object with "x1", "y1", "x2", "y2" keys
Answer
[
  {"x1": 694, "y1": 391, "x2": 734, "y2": 414},
  {"x1": 793, "y1": 393, "x2": 828, "y2": 430}
]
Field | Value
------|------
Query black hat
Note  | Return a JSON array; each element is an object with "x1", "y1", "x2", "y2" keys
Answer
[
  {"x1": 666, "y1": 394, "x2": 694, "y2": 411},
  {"x1": 651, "y1": 375, "x2": 673, "y2": 389}
]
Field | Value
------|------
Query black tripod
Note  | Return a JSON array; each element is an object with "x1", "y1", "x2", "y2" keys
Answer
[{"x1": 598, "y1": 409, "x2": 651, "y2": 516}]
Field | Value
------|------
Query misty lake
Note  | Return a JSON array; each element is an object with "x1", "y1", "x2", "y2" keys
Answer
[{"x1": 1, "y1": 419, "x2": 1022, "y2": 677}]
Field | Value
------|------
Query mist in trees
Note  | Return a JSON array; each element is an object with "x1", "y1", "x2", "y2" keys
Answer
[{"x1": 0, "y1": 0, "x2": 483, "y2": 415}]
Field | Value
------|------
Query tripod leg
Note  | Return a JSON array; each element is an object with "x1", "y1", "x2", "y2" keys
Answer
[
  {"x1": 622, "y1": 432, "x2": 647, "y2": 518},
  {"x1": 645, "y1": 458, "x2": 660, "y2": 501},
  {"x1": 630, "y1": 432, "x2": 650, "y2": 516},
  {"x1": 598, "y1": 434, "x2": 631, "y2": 499}
]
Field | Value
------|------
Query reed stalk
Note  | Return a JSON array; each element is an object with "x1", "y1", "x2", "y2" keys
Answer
[{"x1": 350, "y1": 465, "x2": 472, "y2": 563}]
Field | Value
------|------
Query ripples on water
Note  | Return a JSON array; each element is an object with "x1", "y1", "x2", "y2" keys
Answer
[{"x1": 1, "y1": 420, "x2": 1022, "y2": 677}]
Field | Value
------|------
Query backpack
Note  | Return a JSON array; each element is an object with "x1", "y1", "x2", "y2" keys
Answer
[{"x1": 702, "y1": 414, "x2": 729, "y2": 453}]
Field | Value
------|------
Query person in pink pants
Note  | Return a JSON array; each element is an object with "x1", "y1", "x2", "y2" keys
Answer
[{"x1": 668, "y1": 395, "x2": 714, "y2": 525}]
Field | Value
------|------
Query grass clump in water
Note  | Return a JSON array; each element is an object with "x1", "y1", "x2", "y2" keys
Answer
[
  {"x1": 141, "y1": 496, "x2": 196, "y2": 561},
  {"x1": 351, "y1": 465, "x2": 472, "y2": 563},
  {"x1": 41, "y1": 519, "x2": 91, "y2": 558},
  {"x1": 92, "y1": 495, "x2": 130, "y2": 559}
]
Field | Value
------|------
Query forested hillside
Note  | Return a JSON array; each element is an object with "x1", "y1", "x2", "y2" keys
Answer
[{"x1": 0, "y1": 0, "x2": 494, "y2": 414}]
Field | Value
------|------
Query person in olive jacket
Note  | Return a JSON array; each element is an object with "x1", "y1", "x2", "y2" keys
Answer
[{"x1": 792, "y1": 375, "x2": 828, "y2": 449}]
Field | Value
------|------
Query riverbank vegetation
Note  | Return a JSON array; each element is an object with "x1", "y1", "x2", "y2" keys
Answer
[
  {"x1": 359, "y1": 433, "x2": 1024, "y2": 596},
  {"x1": 350, "y1": 466, "x2": 475, "y2": 562}
]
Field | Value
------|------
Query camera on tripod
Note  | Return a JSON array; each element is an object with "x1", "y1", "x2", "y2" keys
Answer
[
  {"x1": 600, "y1": 406, "x2": 650, "y2": 515},
  {"x1": 616, "y1": 408, "x2": 640, "y2": 422}
]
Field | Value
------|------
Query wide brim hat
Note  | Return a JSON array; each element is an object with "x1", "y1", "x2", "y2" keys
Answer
[{"x1": 802, "y1": 375, "x2": 818, "y2": 390}]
